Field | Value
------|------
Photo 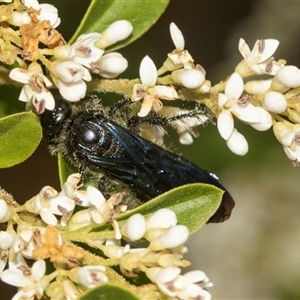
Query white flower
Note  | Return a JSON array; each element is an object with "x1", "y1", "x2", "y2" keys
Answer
[
  {"x1": 263, "y1": 91, "x2": 287, "y2": 113},
  {"x1": 68, "y1": 265, "x2": 108, "y2": 288},
  {"x1": 147, "y1": 267, "x2": 212, "y2": 300},
  {"x1": 131, "y1": 55, "x2": 178, "y2": 117},
  {"x1": 274, "y1": 122, "x2": 300, "y2": 166},
  {"x1": 69, "y1": 187, "x2": 124, "y2": 238},
  {"x1": 218, "y1": 72, "x2": 260, "y2": 139},
  {"x1": 236, "y1": 38, "x2": 283, "y2": 76},
  {"x1": 25, "y1": 186, "x2": 75, "y2": 226},
  {"x1": 96, "y1": 52, "x2": 128, "y2": 78},
  {"x1": 176, "y1": 270, "x2": 213, "y2": 300},
  {"x1": 8, "y1": 3, "x2": 60, "y2": 28},
  {"x1": 217, "y1": 72, "x2": 272, "y2": 155},
  {"x1": 166, "y1": 23, "x2": 194, "y2": 70},
  {"x1": 149, "y1": 266, "x2": 182, "y2": 297},
  {"x1": 12, "y1": 223, "x2": 46, "y2": 259},
  {"x1": 55, "y1": 33, "x2": 103, "y2": 70},
  {"x1": 59, "y1": 173, "x2": 82, "y2": 200},
  {"x1": 0, "y1": 259, "x2": 48, "y2": 300},
  {"x1": 95, "y1": 20, "x2": 133, "y2": 49},
  {"x1": 9, "y1": 63, "x2": 54, "y2": 113},
  {"x1": 54, "y1": 60, "x2": 91, "y2": 101}
]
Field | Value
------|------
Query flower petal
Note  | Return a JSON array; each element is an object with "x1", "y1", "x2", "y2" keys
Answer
[
  {"x1": 87, "y1": 186, "x2": 105, "y2": 210},
  {"x1": 232, "y1": 103, "x2": 261, "y2": 123},
  {"x1": 170, "y1": 22, "x2": 185, "y2": 50},
  {"x1": 249, "y1": 107, "x2": 272, "y2": 131},
  {"x1": 152, "y1": 85, "x2": 178, "y2": 99},
  {"x1": 138, "y1": 96, "x2": 154, "y2": 117},
  {"x1": 217, "y1": 110, "x2": 234, "y2": 140},
  {"x1": 238, "y1": 38, "x2": 251, "y2": 60},
  {"x1": 139, "y1": 56, "x2": 157, "y2": 86},
  {"x1": 9, "y1": 68, "x2": 31, "y2": 84},
  {"x1": 226, "y1": 129, "x2": 248, "y2": 156},
  {"x1": 31, "y1": 260, "x2": 46, "y2": 281},
  {"x1": 257, "y1": 39, "x2": 279, "y2": 63},
  {"x1": 57, "y1": 80, "x2": 87, "y2": 102},
  {"x1": 225, "y1": 72, "x2": 243, "y2": 100}
]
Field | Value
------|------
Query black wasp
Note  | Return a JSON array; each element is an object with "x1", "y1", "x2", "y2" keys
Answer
[{"x1": 40, "y1": 97, "x2": 235, "y2": 223}]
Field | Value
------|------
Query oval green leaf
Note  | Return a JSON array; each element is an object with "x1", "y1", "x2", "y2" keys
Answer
[
  {"x1": 69, "y1": 0, "x2": 170, "y2": 51},
  {"x1": 79, "y1": 284, "x2": 139, "y2": 300},
  {"x1": 57, "y1": 153, "x2": 78, "y2": 186},
  {"x1": 117, "y1": 183, "x2": 223, "y2": 233},
  {"x1": 0, "y1": 112, "x2": 42, "y2": 168}
]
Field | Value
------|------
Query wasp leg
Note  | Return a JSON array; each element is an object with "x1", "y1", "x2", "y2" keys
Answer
[
  {"x1": 127, "y1": 105, "x2": 213, "y2": 129},
  {"x1": 108, "y1": 98, "x2": 132, "y2": 116}
]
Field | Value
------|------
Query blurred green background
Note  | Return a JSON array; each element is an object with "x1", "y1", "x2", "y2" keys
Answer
[{"x1": 1, "y1": 1, "x2": 300, "y2": 299}]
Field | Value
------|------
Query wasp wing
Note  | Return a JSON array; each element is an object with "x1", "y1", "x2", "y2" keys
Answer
[{"x1": 88, "y1": 121, "x2": 234, "y2": 223}]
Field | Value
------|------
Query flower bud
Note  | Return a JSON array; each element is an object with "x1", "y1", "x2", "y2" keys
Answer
[
  {"x1": 244, "y1": 79, "x2": 272, "y2": 94},
  {"x1": 69, "y1": 266, "x2": 108, "y2": 288},
  {"x1": 0, "y1": 199, "x2": 10, "y2": 223},
  {"x1": 96, "y1": 20, "x2": 133, "y2": 48},
  {"x1": 287, "y1": 107, "x2": 300, "y2": 123},
  {"x1": 150, "y1": 225, "x2": 189, "y2": 251},
  {"x1": 0, "y1": 231, "x2": 14, "y2": 249},
  {"x1": 121, "y1": 214, "x2": 147, "y2": 241},
  {"x1": 272, "y1": 65, "x2": 300, "y2": 92},
  {"x1": 179, "y1": 132, "x2": 193, "y2": 145},
  {"x1": 172, "y1": 69, "x2": 205, "y2": 89},
  {"x1": 147, "y1": 208, "x2": 177, "y2": 229},
  {"x1": 96, "y1": 52, "x2": 128, "y2": 78},
  {"x1": 263, "y1": 91, "x2": 287, "y2": 113}
]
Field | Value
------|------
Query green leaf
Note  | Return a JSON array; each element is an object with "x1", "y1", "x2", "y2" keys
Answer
[
  {"x1": 117, "y1": 183, "x2": 223, "y2": 234},
  {"x1": 79, "y1": 284, "x2": 139, "y2": 300},
  {"x1": 0, "y1": 112, "x2": 42, "y2": 168},
  {"x1": 57, "y1": 153, "x2": 78, "y2": 186},
  {"x1": 69, "y1": 0, "x2": 170, "y2": 51}
]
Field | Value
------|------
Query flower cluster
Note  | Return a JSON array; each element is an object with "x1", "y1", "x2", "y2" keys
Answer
[
  {"x1": 2, "y1": 0, "x2": 300, "y2": 165},
  {"x1": 1, "y1": 0, "x2": 132, "y2": 113},
  {"x1": 119, "y1": 209, "x2": 213, "y2": 299},
  {"x1": 129, "y1": 22, "x2": 300, "y2": 164},
  {"x1": 216, "y1": 38, "x2": 300, "y2": 163},
  {"x1": 0, "y1": 174, "x2": 211, "y2": 300}
]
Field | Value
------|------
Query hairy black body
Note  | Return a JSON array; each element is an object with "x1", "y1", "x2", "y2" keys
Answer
[{"x1": 40, "y1": 99, "x2": 235, "y2": 223}]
